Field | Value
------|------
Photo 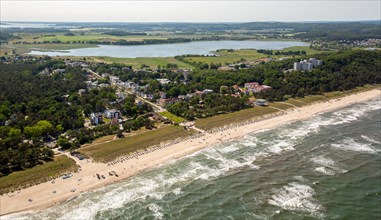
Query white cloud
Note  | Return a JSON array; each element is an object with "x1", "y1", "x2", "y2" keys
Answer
[{"x1": 1, "y1": 0, "x2": 380, "y2": 22}]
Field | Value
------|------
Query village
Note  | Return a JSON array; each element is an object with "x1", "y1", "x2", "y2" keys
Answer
[{"x1": 77, "y1": 59, "x2": 273, "y2": 129}]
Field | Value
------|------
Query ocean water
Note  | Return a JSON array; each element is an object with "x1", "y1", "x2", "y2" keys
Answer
[{"x1": 6, "y1": 98, "x2": 381, "y2": 220}]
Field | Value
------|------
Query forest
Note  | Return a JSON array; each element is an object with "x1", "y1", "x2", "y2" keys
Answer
[
  {"x1": 167, "y1": 50, "x2": 381, "y2": 117},
  {"x1": 0, "y1": 49, "x2": 380, "y2": 176},
  {"x1": 0, "y1": 61, "x2": 152, "y2": 176}
]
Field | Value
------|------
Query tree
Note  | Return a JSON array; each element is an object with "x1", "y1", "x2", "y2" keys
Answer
[
  {"x1": 24, "y1": 120, "x2": 53, "y2": 138},
  {"x1": 8, "y1": 128, "x2": 21, "y2": 138},
  {"x1": 57, "y1": 137, "x2": 71, "y2": 149}
]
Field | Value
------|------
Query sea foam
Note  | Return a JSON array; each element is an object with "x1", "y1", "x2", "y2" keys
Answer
[
  {"x1": 268, "y1": 182, "x2": 324, "y2": 218},
  {"x1": 331, "y1": 138, "x2": 379, "y2": 154}
]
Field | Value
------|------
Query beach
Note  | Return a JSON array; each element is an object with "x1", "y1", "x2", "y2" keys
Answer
[{"x1": 1, "y1": 89, "x2": 380, "y2": 216}]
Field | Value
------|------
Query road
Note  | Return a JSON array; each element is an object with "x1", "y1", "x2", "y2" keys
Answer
[{"x1": 84, "y1": 68, "x2": 164, "y2": 112}]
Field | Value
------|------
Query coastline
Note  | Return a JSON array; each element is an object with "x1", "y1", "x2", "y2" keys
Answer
[{"x1": 1, "y1": 89, "x2": 380, "y2": 216}]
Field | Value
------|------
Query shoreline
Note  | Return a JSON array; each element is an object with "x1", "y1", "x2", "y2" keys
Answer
[{"x1": 1, "y1": 89, "x2": 380, "y2": 216}]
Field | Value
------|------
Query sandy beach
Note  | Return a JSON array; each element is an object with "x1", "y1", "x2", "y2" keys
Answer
[{"x1": 1, "y1": 89, "x2": 380, "y2": 216}]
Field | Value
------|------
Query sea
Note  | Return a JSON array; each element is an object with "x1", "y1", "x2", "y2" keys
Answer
[{"x1": 6, "y1": 97, "x2": 381, "y2": 220}]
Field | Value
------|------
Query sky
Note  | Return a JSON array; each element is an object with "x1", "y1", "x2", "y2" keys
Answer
[{"x1": 1, "y1": 0, "x2": 380, "y2": 22}]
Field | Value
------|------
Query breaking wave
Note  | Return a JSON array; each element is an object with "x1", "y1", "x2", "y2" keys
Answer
[
  {"x1": 4, "y1": 96, "x2": 380, "y2": 220},
  {"x1": 331, "y1": 138, "x2": 380, "y2": 154},
  {"x1": 268, "y1": 182, "x2": 324, "y2": 218},
  {"x1": 310, "y1": 155, "x2": 347, "y2": 175}
]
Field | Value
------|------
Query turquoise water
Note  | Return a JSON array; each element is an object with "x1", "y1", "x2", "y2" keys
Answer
[
  {"x1": 6, "y1": 98, "x2": 381, "y2": 219},
  {"x1": 27, "y1": 40, "x2": 308, "y2": 58}
]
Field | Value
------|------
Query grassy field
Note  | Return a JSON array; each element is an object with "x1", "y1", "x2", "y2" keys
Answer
[
  {"x1": 80, "y1": 125, "x2": 196, "y2": 162},
  {"x1": 36, "y1": 34, "x2": 169, "y2": 42},
  {"x1": 195, "y1": 85, "x2": 379, "y2": 130},
  {"x1": 281, "y1": 46, "x2": 320, "y2": 55},
  {"x1": 159, "y1": 111, "x2": 186, "y2": 124},
  {"x1": 22, "y1": 33, "x2": 228, "y2": 44},
  {"x1": 269, "y1": 102, "x2": 295, "y2": 110},
  {"x1": 11, "y1": 43, "x2": 97, "y2": 50},
  {"x1": 284, "y1": 99, "x2": 306, "y2": 107},
  {"x1": 0, "y1": 155, "x2": 77, "y2": 195},
  {"x1": 182, "y1": 46, "x2": 319, "y2": 66},
  {"x1": 285, "y1": 95, "x2": 327, "y2": 107},
  {"x1": 284, "y1": 85, "x2": 379, "y2": 107},
  {"x1": 195, "y1": 107, "x2": 279, "y2": 130},
  {"x1": 183, "y1": 49, "x2": 267, "y2": 65},
  {"x1": 94, "y1": 56, "x2": 193, "y2": 69},
  {"x1": 323, "y1": 85, "x2": 379, "y2": 99}
]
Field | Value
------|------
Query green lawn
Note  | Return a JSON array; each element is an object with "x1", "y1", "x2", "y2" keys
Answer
[
  {"x1": 80, "y1": 125, "x2": 196, "y2": 162},
  {"x1": 159, "y1": 111, "x2": 186, "y2": 124},
  {"x1": 195, "y1": 107, "x2": 279, "y2": 130},
  {"x1": 0, "y1": 155, "x2": 77, "y2": 195}
]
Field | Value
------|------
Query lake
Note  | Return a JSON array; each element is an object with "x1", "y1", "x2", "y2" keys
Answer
[
  {"x1": 28, "y1": 40, "x2": 309, "y2": 58},
  {"x1": 0, "y1": 22, "x2": 59, "y2": 29}
]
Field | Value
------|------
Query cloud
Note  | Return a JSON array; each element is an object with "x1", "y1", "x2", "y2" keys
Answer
[{"x1": 1, "y1": 1, "x2": 380, "y2": 22}]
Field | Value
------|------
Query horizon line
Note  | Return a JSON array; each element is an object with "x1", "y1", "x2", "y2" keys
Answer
[{"x1": 2, "y1": 19, "x2": 380, "y2": 23}]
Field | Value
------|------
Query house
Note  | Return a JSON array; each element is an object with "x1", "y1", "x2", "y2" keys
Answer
[
  {"x1": 78, "y1": 89, "x2": 86, "y2": 95},
  {"x1": 104, "y1": 109, "x2": 122, "y2": 119},
  {"x1": 157, "y1": 98, "x2": 179, "y2": 107},
  {"x1": 159, "y1": 91, "x2": 167, "y2": 99},
  {"x1": 115, "y1": 92, "x2": 126, "y2": 100},
  {"x1": 244, "y1": 82, "x2": 272, "y2": 93},
  {"x1": 39, "y1": 67, "x2": 51, "y2": 75},
  {"x1": 194, "y1": 89, "x2": 213, "y2": 97},
  {"x1": 53, "y1": 69, "x2": 65, "y2": 74},
  {"x1": 194, "y1": 90, "x2": 205, "y2": 97},
  {"x1": 186, "y1": 93, "x2": 194, "y2": 99},
  {"x1": 135, "y1": 100, "x2": 145, "y2": 107},
  {"x1": 90, "y1": 113, "x2": 103, "y2": 125},
  {"x1": 203, "y1": 89, "x2": 214, "y2": 94},
  {"x1": 156, "y1": 78, "x2": 171, "y2": 85}
]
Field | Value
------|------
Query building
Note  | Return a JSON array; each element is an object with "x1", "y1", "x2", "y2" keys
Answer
[
  {"x1": 53, "y1": 69, "x2": 66, "y2": 74},
  {"x1": 244, "y1": 82, "x2": 272, "y2": 93},
  {"x1": 294, "y1": 62, "x2": 301, "y2": 70},
  {"x1": 157, "y1": 78, "x2": 171, "y2": 85},
  {"x1": 294, "y1": 58, "x2": 323, "y2": 71},
  {"x1": 203, "y1": 89, "x2": 214, "y2": 94},
  {"x1": 159, "y1": 91, "x2": 167, "y2": 99},
  {"x1": 157, "y1": 98, "x2": 179, "y2": 107},
  {"x1": 104, "y1": 109, "x2": 121, "y2": 119},
  {"x1": 78, "y1": 89, "x2": 86, "y2": 95},
  {"x1": 90, "y1": 113, "x2": 103, "y2": 125},
  {"x1": 255, "y1": 99, "x2": 268, "y2": 106}
]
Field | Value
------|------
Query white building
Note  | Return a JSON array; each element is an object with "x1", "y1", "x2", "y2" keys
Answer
[
  {"x1": 294, "y1": 58, "x2": 322, "y2": 71},
  {"x1": 157, "y1": 78, "x2": 171, "y2": 85}
]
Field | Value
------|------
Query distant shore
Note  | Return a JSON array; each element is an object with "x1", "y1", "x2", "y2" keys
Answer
[{"x1": 1, "y1": 89, "x2": 380, "y2": 217}]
